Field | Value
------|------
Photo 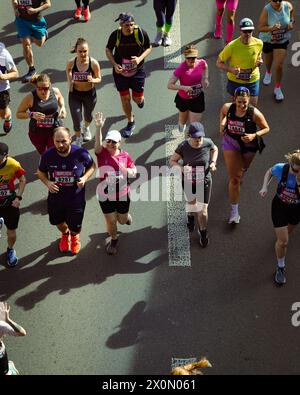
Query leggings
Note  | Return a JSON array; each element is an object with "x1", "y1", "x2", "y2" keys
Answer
[
  {"x1": 75, "y1": 0, "x2": 89, "y2": 8},
  {"x1": 69, "y1": 88, "x2": 97, "y2": 132},
  {"x1": 215, "y1": 0, "x2": 239, "y2": 11},
  {"x1": 153, "y1": 0, "x2": 177, "y2": 27}
]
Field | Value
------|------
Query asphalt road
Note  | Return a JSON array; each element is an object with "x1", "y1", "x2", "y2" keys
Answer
[{"x1": 1, "y1": 0, "x2": 300, "y2": 375}]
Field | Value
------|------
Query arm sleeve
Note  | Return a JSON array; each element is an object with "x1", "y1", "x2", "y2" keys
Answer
[
  {"x1": 0, "y1": 321, "x2": 18, "y2": 337},
  {"x1": 173, "y1": 63, "x2": 183, "y2": 79},
  {"x1": 14, "y1": 160, "x2": 26, "y2": 178},
  {"x1": 218, "y1": 45, "x2": 231, "y2": 62},
  {"x1": 38, "y1": 154, "x2": 48, "y2": 174},
  {"x1": 106, "y1": 31, "x2": 118, "y2": 51}
]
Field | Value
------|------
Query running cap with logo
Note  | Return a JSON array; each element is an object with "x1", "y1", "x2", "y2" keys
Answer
[
  {"x1": 239, "y1": 18, "x2": 255, "y2": 31},
  {"x1": 184, "y1": 47, "x2": 198, "y2": 58},
  {"x1": 0, "y1": 142, "x2": 8, "y2": 157},
  {"x1": 105, "y1": 130, "x2": 122, "y2": 143},
  {"x1": 115, "y1": 12, "x2": 134, "y2": 24},
  {"x1": 189, "y1": 122, "x2": 205, "y2": 138}
]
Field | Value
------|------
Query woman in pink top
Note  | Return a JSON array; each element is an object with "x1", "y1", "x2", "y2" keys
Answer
[
  {"x1": 94, "y1": 112, "x2": 137, "y2": 256},
  {"x1": 214, "y1": 0, "x2": 239, "y2": 44},
  {"x1": 167, "y1": 45, "x2": 209, "y2": 134}
]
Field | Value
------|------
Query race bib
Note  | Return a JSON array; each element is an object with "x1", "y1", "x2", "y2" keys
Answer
[
  {"x1": 271, "y1": 28, "x2": 286, "y2": 43},
  {"x1": 227, "y1": 119, "x2": 245, "y2": 136},
  {"x1": 237, "y1": 68, "x2": 252, "y2": 81},
  {"x1": 73, "y1": 71, "x2": 89, "y2": 82},
  {"x1": 188, "y1": 84, "x2": 202, "y2": 99},
  {"x1": 121, "y1": 59, "x2": 137, "y2": 77},
  {"x1": 279, "y1": 188, "x2": 299, "y2": 205},
  {"x1": 185, "y1": 166, "x2": 205, "y2": 184},
  {"x1": 36, "y1": 115, "x2": 55, "y2": 128},
  {"x1": 0, "y1": 184, "x2": 12, "y2": 199},
  {"x1": 17, "y1": 0, "x2": 32, "y2": 9},
  {"x1": 54, "y1": 171, "x2": 75, "y2": 186}
]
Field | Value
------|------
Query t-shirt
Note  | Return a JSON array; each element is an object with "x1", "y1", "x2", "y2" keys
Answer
[
  {"x1": 39, "y1": 145, "x2": 94, "y2": 206},
  {"x1": 0, "y1": 44, "x2": 16, "y2": 93},
  {"x1": 218, "y1": 37, "x2": 263, "y2": 83},
  {"x1": 272, "y1": 163, "x2": 300, "y2": 204},
  {"x1": 0, "y1": 157, "x2": 26, "y2": 207},
  {"x1": 96, "y1": 147, "x2": 135, "y2": 199},
  {"x1": 175, "y1": 138, "x2": 216, "y2": 182},
  {"x1": 173, "y1": 59, "x2": 207, "y2": 100},
  {"x1": 106, "y1": 28, "x2": 151, "y2": 74},
  {"x1": 17, "y1": 0, "x2": 44, "y2": 21}
]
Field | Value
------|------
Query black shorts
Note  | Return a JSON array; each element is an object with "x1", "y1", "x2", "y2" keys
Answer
[
  {"x1": 263, "y1": 41, "x2": 289, "y2": 54},
  {"x1": 48, "y1": 201, "x2": 86, "y2": 233},
  {"x1": 113, "y1": 68, "x2": 146, "y2": 94},
  {"x1": 99, "y1": 196, "x2": 130, "y2": 215},
  {"x1": 271, "y1": 195, "x2": 300, "y2": 228},
  {"x1": 0, "y1": 341, "x2": 9, "y2": 375},
  {"x1": 175, "y1": 92, "x2": 205, "y2": 113},
  {"x1": 0, "y1": 205, "x2": 20, "y2": 230},
  {"x1": 0, "y1": 90, "x2": 10, "y2": 110},
  {"x1": 182, "y1": 177, "x2": 212, "y2": 204}
]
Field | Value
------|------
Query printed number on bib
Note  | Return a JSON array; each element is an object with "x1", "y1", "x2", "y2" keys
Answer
[
  {"x1": 279, "y1": 189, "x2": 299, "y2": 205},
  {"x1": 54, "y1": 171, "x2": 75, "y2": 186},
  {"x1": 18, "y1": 0, "x2": 32, "y2": 9},
  {"x1": 0, "y1": 185, "x2": 12, "y2": 198},
  {"x1": 36, "y1": 116, "x2": 55, "y2": 128},
  {"x1": 121, "y1": 59, "x2": 137, "y2": 77},
  {"x1": 227, "y1": 119, "x2": 245, "y2": 136},
  {"x1": 237, "y1": 68, "x2": 252, "y2": 81},
  {"x1": 188, "y1": 84, "x2": 202, "y2": 98},
  {"x1": 186, "y1": 166, "x2": 205, "y2": 184},
  {"x1": 271, "y1": 29, "x2": 286, "y2": 43},
  {"x1": 73, "y1": 71, "x2": 89, "y2": 82}
]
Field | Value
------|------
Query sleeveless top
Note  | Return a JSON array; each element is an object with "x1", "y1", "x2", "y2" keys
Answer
[
  {"x1": 71, "y1": 57, "x2": 94, "y2": 83},
  {"x1": 29, "y1": 88, "x2": 59, "y2": 133},
  {"x1": 259, "y1": 1, "x2": 291, "y2": 44},
  {"x1": 225, "y1": 104, "x2": 257, "y2": 140}
]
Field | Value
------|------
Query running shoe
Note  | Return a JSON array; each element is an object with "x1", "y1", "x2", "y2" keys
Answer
[
  {"x1": 74, "y1": 7, "x2": 82, "y2": 19},
  {"x1": 21, "y1": 68, "x2": 36, "y2": 84},
  {"x1": 6, "y1": 247, "x2": 18, "y2": 267},
  {"x1": 187, "y1": 215, "x2": 195, "y2": 232},
  {"x1": 154, "y1": 31, "x2": 164, "y2": 46},
  {"x1": 214, "y1": 25, "x2": 222, "y2": 39},
  {"x1": 59, "y1": 232, "x2": 70, "y2": 253},
  {"x1": 137, "y1": 99, "x2": 145, "y2": 109},
  {"x1": 163, "y1": 33, "x2": 172, "y2": 47},
  {"x1": 83, "y1": 6, "x2": 91, "y2": 22},
  {"x1": 275, "y1": 267, "x2": 286, "y2": 285},
  {"x1": 263, "y1": 72, "x2": 272, "y2": 86},
  {"x1": 7, "y1": 361, "x2": 19, "y2": 375},
  {"x1": 74, "y1": 135, "x2": 83, "y2": 147},
  {"x1": 106, "y1": 239, "x2": 118, "y2": 255},
  {"x1": 3, "y1": 118, "x2": 12, "y2": 134},
  {"x1": 121, "y1": 119, "x2": 135, "y2": 138},
  {"x1": 178, "y1": 123, "x2": 186, "y2": 134},
  {"x1": 82, "y1": 125, "x2": 92, "y2": 141},
  {"x1": 228, "y1": 211, "x2": 240, "y2": 224},
  {"x1": 274, "y1": 87, "x2": 284, "y2": 102},
  {"x1": 126, "y1": 214, "x2": 133, "y2": 225},
  {"x1": 199, "y1": 229, "x2": 209, "y2": 248},
  {"x1": 70, "y1": 234, "x2": 81, "y2": 255}
]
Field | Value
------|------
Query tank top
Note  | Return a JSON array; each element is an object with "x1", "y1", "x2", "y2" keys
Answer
[
  {"x1": 29, "y1": 88, "x2": 59, "y2": 133},
  {"x1": 259, "y1": 1, "x2": 291, "y2": 44},
  {"x1": 71, "y1": 57, "x2": 94, "y2": 83},
  {"x1": 17, "y1": 0, "x2": 43, "y2": 21},
  {"x1": 225, "y1": 104, "x2": 257, "y2": 140}
]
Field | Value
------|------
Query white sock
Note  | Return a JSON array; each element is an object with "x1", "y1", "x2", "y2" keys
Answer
[
  {"x1": 277, "y1": 257, "x2": 285, "y2": 268},
  {"x1": 231, "y1": 204, "x2": 239, "y2": 215}
]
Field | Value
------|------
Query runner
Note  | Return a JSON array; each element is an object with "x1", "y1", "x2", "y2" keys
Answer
[
  {"x1": 105, "y1": 12, "x2": 152, "y2": 138},
  {"x1": 0, "y1": 142, "x2": 26, "y2": 267},
  {"x1": 37, "y1": 127, "x2": 95, "y2": 255},
  {"x1": 0, "y1": 42, "x2": 19, "y2": 134},
  {"x1": 74, "y1": 0, "x2": 90, "y2": 22},
  {"x1": 220, "y1": 86, "x2": 270, "y2": 224},
  {"x1": 258, "y1": 0, "x2": 295, "y2": 101},
  {"x1": 214, "y1": 0, "x2": 240, "y2": 44},
  {"x1": 216, "y1": 18, "x2": 264, "y2": 106},
  {"x1": 167, "y1": 45, "x2": 209, "y2": 134},
  {"x1": 259, "y1": 150, "x2": 300, "y2": 285},
  {"x1": 16, "y1": 73, "x2": 66, "y2": 155},
  {"x1": 153, "y1": 0, "x2": 178, "y2": 46},
  {"x1": 0, "y1": 302, "x2": 26, "y2": 375},
  {"x1": 94, "y1": 112, "x2": 137, "y2": 255},
  {"x1": 66, "y1": 38, "x2": 101, "y2": 146},
  {"x1": 169, "y1": 123, "x2": 218, "y2": 247},
  {"x1": 11, "y1": 0, "x2": 51, "y2": 83}
]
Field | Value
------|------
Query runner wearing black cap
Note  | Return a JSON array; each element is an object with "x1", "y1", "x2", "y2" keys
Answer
[
  {"x1": 0, "y1": 142, "x2": 26, "y2": 267},
  {"x1": 105, "y1": 12, "x2": 152, "y2": 138}
]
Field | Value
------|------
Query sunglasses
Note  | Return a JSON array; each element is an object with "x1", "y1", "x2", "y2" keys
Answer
[
  {"x1": 106, "y1": 139, "x2": 117, "y2": 145},
  {"x1": 37, "y1": 86, "x2": 50, "y2": 92},
  {"x1": 242, "y1": 30, "x2": 253, "y2": 34},
  {"x1": 272, "y1": 0, "x2": 282, "y2": 3},
  {"x1": 186, "y1": 57, "x2": 197, "y2": 60}
]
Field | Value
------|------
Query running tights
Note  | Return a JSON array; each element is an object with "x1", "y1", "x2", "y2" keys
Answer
[
  {"x1": 75, "y1": 0, "x2": 89, "y2": 8},
  {"x1": 153, "y1": 0, "x2": 177, "y2": 28}
]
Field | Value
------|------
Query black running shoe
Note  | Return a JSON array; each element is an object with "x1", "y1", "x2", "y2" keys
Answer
[
  {"x1": 187, "y1": 215, "x2": 195, "y2": 232},
  {"x1": 199, "y1": 229, "x2": 209, "y2": 248},
  {"x1": 22, "y1": 68, "x2": 36, "y2": 84},
  {"x1": 121, "y1": 120, "x2": 135, "y2": 138},
  {"x1": 275, "y1": 267, "x2": 286, "y2": 285}
]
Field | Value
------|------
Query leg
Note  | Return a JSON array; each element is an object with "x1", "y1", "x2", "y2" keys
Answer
[
  {"x1": 265, "y1": 51, "x2": 274, "y2": 74},
  {"x1": 28, "y1": 130, "x2": 49, "y2": 155},
  {"x1": 69, "y1": 91, "x2": 83, "y2": 138},
  {"x1": 241, "y1": 152, "x2": 256, "y2": 172},
  {"x1": 21, "y1": 37, "x2": 34, "y2": 67},
  {"x1": 82, "y1": 89, "x2": 97, "y2": 127},
  {"x1": 178, "y1": 110, "x2": 189, "y2": 128},
  {"x1": 273, "y1": 48, "x2": 287, "y2": 86},
  {"x1": 153, "y1": 0, "x2": 166, "y2": 28},
  {"x1": 117, "y1": 212, "x2": 130, "y2": 225},
  {"x1": 56, "y1": 222, "x2": 69, "y2": 234},
  {"x1": 120, "y1": 93, "x2": 134, "y2": 122},
  {"x1": 188, "y1": 111, "x2": 202, "y2": 123},
  {"x1": 165, "y1": 0, "x2": 177, "y2": 27},
  {"x1": 82, "y1": 0, "x2": 90, "y2": 8},
  {"x1": 274, "y1": 227, "x2": 289, "y2": 261},
  {"x1": 7, "y1": 229, "x2": 16, "y2": 249},
  {"x1": 75, "y1": 0, "x2": 81, "y2": 6},
  {"x1": 226, "y1": 10, "x2": 236, "y2": 43},
  {"x1": 214, "y1": 0, "x2": 226, "y2": 38},
  {"x1": 288, "y1": 224, "x2": 297, "y2": 234},
  {"x1": 132, "y1": 91, "x2": 144, "y2": 107},
  {"x1": 223, "y1": 150, "x2": 244, "y2": 204},
  {"x1": 196, "y1": 203, "x2": 208, "y2": 231},
  {"x1": 104, "y1": 212, "x2": 118, "y2": 240}
]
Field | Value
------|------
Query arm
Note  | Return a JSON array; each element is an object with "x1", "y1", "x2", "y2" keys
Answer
[
  {"x1": 131, "y1": 46, "x2": 152, "y2": 65},
  {"x1": 11, "y1": 174, "x2": 26, "y2": 208},
  {"x1": 94, "y1": 112, "x2": 106, "y2": 155},
  {"x1": 77, "y1": 162, "x2": 96, "y2": 188},
  {"x1": 242, "y1": 108, "x2": 270, "y2": 143},
  {"x1": 259, "y1": 167, "x2": 273, "y2": 197},
  {"x1": 169, "y1": 152, "x2": 183, "y2": 172},
  {"x1": 0, "y1": 65, "x2": 19, "y2": 81},
  {"x1": 53, "y1": 88, "x2": 67, "y2": 119},
  {"x1": 36, "y1": 169, "x2": 59, "y2": 193},
  {"x1": 66, "y1": 59, "x2": 74, "y2": 92},
  {"x1": 209, "y1": 145, "x2": 219, "y2": 172},
  {"x1": 16, "y1": 94, "x2": 33, "y2": 119},
  {"x1": 216, "y1": 56, "x2": 239, "y2": 76},
  {"x1": 202, "y1": 63, "x2": 209, "y2": 89},
  {"x1": 287, "y1": 2, "x2": 295, "y2": 31},
  {"x1": 11, "y1": 0, "x2": 20, "y2": 16},
  {"x1": 167, "y1": 75, "x2": 191, "y2": 94},
  {"x1": 27, "y1": 0, "x2": 51, "y2": 14},
  {"x1": 105, "y1": 47, "x2": 123, "y2": 74},
  {"x1": 87, "y1": 59, "x2": 102, "y2": 84},
  {"x1": 220, "y1": 103, "x2": 229, "y2": 136}
]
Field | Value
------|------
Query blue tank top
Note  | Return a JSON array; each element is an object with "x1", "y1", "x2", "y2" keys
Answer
[{"x1": 259, "y1": 1, "x2": 291, "y2": 44}]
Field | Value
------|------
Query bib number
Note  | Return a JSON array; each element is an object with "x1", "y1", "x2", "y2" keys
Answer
[
  {"x1": 73, "y1": 71, "x2": 89, "y2": 82},
  {"x1": 121, "y1": 59, "x2": 137, "y2": 77},
  {"x1": 0, "y1": 185, "x2": 12, "y2": 199},
  {"x1": 185, "y1": 166, "x2": 205, "y2": 184},
  {"x1": 36, "y1": 116, "x2": 55, "y2": 128},
  {"x1": 271, "y1": 28, "x2": 286, "y2": 43},
  {"x1": 54, "y1": 171, "x2": 75, "y2": 186},
  {"x1": 237, "y1": 68, "x2": 252, "y2": 81},
  {"x1": 227, "y1": 119, "x2": 245, "y2": 136},
  {"x1": 188, "y1": 84, "x2": 202, "y2": 99}
]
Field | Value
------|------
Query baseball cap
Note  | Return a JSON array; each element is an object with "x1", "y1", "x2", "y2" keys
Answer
[
  {"x1": 189, "y1": 123, "x2": 205, "y2": 138},
  {"x1": 239, "y1": 18, "x2": 255, "y2": 31},
  {"x1": 115, "y1": 12, "x2": 134, "y2": 24},
  {"x1": 105, "y1": 130, "x2": 122, "y2": 143},
  {"x1": 0, "y1": 142, "x2": 8, "y2": 157}
]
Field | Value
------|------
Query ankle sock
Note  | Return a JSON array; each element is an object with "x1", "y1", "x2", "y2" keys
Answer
[{"x1": 277, "y1": 257, "x2": 285, "y2": 268}]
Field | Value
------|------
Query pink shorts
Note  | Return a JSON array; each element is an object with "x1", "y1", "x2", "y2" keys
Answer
[{"x1": 216, "y1": 0, "x2": 239, "y2": 11}]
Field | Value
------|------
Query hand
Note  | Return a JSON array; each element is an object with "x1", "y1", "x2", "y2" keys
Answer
[
  {"x1": 287, "y1": 22, "x2": 294, "y2": 31},
  {"x1": 259, "y1": 187, "x2": 268, "y2": 197},
  {"x1": 202, "y1": 78, "x2": 209, "y2": 89},
  {"x1": 131, "y1": 56, "x2": 140, "y2": 66},
  {"x1": 209, "y1": 162, "x2": 217, "y2": 172},
  {"x1": 11, "y1": 198, "x2": 21, "y2": 208},
  {"x1": 182, "y1": 86, "x2": 193, "y2": 93},
  {"x1": 241, "y1": 133, "x2": 256, "y2": 143},
  {"x1": 0, "y1": 302, "x2": 10, "y2": 322},
  {"x1": 76, "y1": 177, "x2": 86, "y2": 189},
  {"x1": 230, "y1": 67, "x2": 240, "y2": 76},
  {"x1": 26, "y1": 7, "x2": 37, "y2": 15},
  {"x1": 94, "y1": 112, "x2": 106, "y2": 128},
  {"x1": 32, "y1": 112, "x2": 45, "y2": 121},
  {"x1": 47, "y1": 181, "x2": 59, "y2": 193},
  {"x1": 14, "y1": 9, "x2": 20, "y2": 17},
  {"x1": 271, "y1": 22, "x2": 281, "y2": 31},
  {"x1": 255, "y1": 58, "x2": 263, "y2": 67},
  {"x1": 87, "y1": 75, "x2": 94, "y2": 83},
  {"x1": 114, "y1": 64, "x2": 123, "y2": 74},
  {"x1": 58, "y1": 107, "x2": 67, "y2": 119}
]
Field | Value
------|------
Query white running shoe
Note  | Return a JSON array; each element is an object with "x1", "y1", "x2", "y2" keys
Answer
[
  {"x1": 75, "y1": 136, "x2": 83, "y2": 147},
  {"x1": 154, "y1": 31, "x2": 164, "y2": 46},
  {"x1": 263, "y1": 72, "x2": 272, "y2": 86},
  {"x1": 228, "y1": 211, "x2": 240, "y2": 224},
  {"x1": 274, "y1": 87, "x2": 284, "y2": 102},
  {"x1": 163, "y1": 33, "x2": 172, "y2": 46},
  {"x1": 178, "y1": 123, "x2": 187, "y2": 133},
  {"x1": 82, "y1": 125, "x2": 92, "y2": 141}
]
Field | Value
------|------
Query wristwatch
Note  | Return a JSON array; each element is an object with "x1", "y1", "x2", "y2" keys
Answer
[{"x1": 16, "y1": 195, "x2": 23, "y2": 201}]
